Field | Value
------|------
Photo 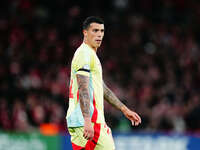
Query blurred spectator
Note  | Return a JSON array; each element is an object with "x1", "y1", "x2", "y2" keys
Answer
[{"x1": 0, "y1": 0, "x2": 200, "y2": 135}]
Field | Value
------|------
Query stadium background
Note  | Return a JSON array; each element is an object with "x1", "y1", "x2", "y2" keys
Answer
[{"x1": 0, "y1": 0, "x2": 200, "y2": 149}]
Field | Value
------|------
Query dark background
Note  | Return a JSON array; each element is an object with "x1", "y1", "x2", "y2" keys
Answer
[{"x1": 0, "y1": 0, "x2": 200, "y2": 134}]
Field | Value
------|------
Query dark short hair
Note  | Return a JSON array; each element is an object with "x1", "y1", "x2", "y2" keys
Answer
[{"x1": 82, "y1": 16, "x2": 104, "y2": 30}]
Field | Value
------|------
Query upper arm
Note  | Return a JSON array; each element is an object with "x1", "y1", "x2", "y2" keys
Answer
[{"x1": 76, "y1": 74, "x2": 89, "y2": 90}]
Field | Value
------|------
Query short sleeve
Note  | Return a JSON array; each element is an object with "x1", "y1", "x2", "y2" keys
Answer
[{"x1": 74, "y1": 49, "x2": 93, "y2": 77}]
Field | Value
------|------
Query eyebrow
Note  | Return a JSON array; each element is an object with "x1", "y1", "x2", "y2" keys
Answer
[{"x1": 93, "y1": 28, "x2": 105, "y2": 31}]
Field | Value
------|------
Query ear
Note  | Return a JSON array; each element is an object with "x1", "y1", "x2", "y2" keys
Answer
[{"x1": 83, "y1": 29, "x2": 87, "y2": 37}]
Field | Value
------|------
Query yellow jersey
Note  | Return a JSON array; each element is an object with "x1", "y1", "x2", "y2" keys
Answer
[{"x1": 66, "y1": 42, "x2": 105, "y2": 127}]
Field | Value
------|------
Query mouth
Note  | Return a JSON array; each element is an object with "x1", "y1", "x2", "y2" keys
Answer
[{"x1": 96, "y1": 40, "x2": 102, "y2": 43}]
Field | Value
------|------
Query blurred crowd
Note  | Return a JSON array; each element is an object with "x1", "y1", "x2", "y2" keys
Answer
[{"x1": 0, "y1": 0, "x2": 200, "y2": 134}]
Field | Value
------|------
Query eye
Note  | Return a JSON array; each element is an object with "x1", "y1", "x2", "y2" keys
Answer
[{"x1": 93, "y1": 29, "x2": 99, "y2": 32}]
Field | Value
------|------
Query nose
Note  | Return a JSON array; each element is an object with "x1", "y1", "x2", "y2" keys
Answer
[{"x1": 97, "y1": 31, "x2": 103, "y2": 38}]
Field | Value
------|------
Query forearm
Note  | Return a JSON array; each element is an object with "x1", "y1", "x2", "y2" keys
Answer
[
  {"x1": 103, "y1": 82, "x2": 126, "y2": 111},
  {"x1": 77, "y1": 74, "x2": 91, "y2": 119},
  {"x1": 79, "y1": 88, "x2": 90, "y2": 119},
  {"x1": 103, "y1": 82, "x2": 141, "y2": 126}
]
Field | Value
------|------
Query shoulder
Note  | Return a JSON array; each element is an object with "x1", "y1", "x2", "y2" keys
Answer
[
  {"x1": 76, "y1": 44, "x2": 92, "y2": 56},
  {"x1": 72, "y1": 46, "x2": 93, "y2": 66}
]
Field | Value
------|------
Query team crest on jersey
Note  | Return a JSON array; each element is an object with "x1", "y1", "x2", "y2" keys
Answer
[{"x1": 83, "y1": 64, "x2": 90, "y2": 70}]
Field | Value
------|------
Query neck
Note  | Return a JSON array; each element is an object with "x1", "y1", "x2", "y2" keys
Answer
[{"x1": 83, "y1": 39, "x2": 97, "y2": 52}]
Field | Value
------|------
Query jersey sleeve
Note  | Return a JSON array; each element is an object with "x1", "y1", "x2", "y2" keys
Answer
[{"x1": 73, "y1": 49, "x2": 94, "y2": 77}]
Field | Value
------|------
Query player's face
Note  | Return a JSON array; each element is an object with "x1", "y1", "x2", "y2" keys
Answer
[{"x1": 83, "y1": 23, "x2": 104, "y2": 50}]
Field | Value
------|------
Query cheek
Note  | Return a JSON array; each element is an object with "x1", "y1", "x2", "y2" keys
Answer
[
  {"x1": 88, "y1": 34, "x2": 93, "y2": 39},
  {"x1": 90, "y1": 35, "x2": 95, "y2": 41}
]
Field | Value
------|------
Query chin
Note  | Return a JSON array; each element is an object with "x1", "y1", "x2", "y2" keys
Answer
[{"x1": 97, "y1": 43, "x2": 102, "y2": 47}]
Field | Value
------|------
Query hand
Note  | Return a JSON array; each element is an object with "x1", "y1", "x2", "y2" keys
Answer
[
  {"x1": 83, "y1": 118, "x2": 94, "y2": 140},
  {"x1": 121, "y1": 106, "x2": 141, "y2": 126}
]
